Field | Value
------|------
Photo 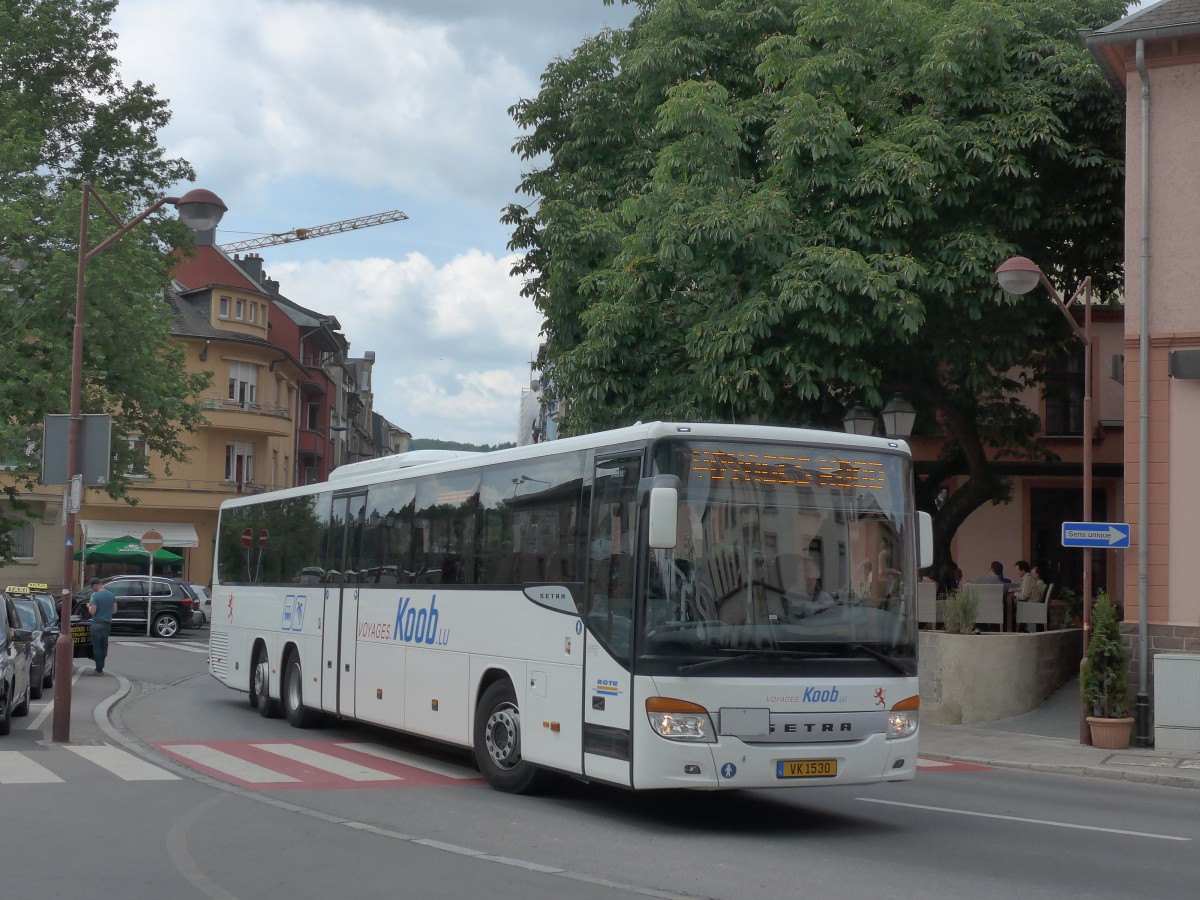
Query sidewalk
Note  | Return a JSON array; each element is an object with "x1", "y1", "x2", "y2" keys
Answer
[{"x1": 919, "y1": 677, "x2": 1200, "y2": 789}]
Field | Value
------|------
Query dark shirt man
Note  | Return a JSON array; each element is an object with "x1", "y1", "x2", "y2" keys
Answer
[
  {"x1": 970, "y1": 560, "x2": 1011, "y2": 585},
  {"x1": 86, "y1": 578, "x2": 117, "y2": 675}
]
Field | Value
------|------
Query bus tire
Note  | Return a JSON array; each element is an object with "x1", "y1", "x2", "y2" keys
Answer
[
  {"x1": 251, "y1": 647, "x2": 281, "y2": 718},
  {"x1": 283, "y1": 653, "x2": 321, "y2": 729},
  {"x1": 473, "y1": 680, "x2": 542, "y2": 794}
]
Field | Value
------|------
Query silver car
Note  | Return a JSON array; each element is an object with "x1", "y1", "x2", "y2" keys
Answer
[{"x1": 188, "y1": 584, "x2": 212, "y2": 626}]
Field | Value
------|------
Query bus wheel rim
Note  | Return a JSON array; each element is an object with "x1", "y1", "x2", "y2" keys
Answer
[{"x1": 485, "y1": 703, "x2": 520, "y2": 769}]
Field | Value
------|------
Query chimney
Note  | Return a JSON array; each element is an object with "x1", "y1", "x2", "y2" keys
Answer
[{"x1": 236, "y1": 253, "x2": 264, "y2": 284}]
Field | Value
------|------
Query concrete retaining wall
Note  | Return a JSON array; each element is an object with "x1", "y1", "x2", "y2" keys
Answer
[{"x1": 919, "y1": 629, "x2": 1082, "y2": 725}]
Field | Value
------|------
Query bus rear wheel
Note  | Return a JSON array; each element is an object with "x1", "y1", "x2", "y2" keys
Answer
[
  {"x1": 283, "y1": 654, "x2": 321, "y2": 728},
  {"x1": 473, "y1": 680, "x2": 542, "y2": 794}
]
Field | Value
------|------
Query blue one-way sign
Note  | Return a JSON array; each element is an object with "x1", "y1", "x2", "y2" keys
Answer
[{"x1": 1061, "y1": 522, "x2": 1131, "y2": 549}]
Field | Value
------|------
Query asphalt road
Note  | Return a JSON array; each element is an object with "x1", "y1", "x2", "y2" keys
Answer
[{"x1": 3, "y1": 633, "x2": 1196, "y2": 900}]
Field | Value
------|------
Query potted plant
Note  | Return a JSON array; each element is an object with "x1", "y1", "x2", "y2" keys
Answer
[
  {"x1": 1059, "y1": 587, "x2": 1082, "y2": 628},
  {"x1": 1080, "y1": 591, "x2": 1133, "y2": 749},
  {"x1": 941, "y1": 587, "x2": 979, "y2": 635}
]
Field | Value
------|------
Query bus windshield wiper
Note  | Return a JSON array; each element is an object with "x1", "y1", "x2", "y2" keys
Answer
[
  {"x1": 678, "y1": 647, "x2": 834, "y2": 674},
  {"x1": 848, "y1": 643, "x2": 909, "y2": 675}
]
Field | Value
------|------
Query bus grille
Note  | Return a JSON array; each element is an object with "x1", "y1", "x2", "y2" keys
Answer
[{"x1": 209, "y1": 630, "x2": 229, "y2": 679}]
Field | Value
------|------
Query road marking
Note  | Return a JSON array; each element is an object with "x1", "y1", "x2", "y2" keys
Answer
[
  {"x1": 916, "y1": 757, "x2": 992, "y2": 772},
  {"x1": 0, "y1": 751, "x2": 64, "y2": 783},
  {"x1": 252, "y1": 743, "x2": 402, "y2": 782},
  {"x1": 163, "y1": 744, "x2": 301, "y2": 784},
  {"x1": 66, "y1": 745, "x2": 180, "y2": 781},
  {"x1": 114, "y1": 640, "x2": 209, "y2": 654},
  {"x1": 336, "y1": 742, "x2": 478, "y2": 779},
  {"x1": 156, "y1": 740, "x2": 483, "y2": 790},
  {"x1": 27, "y1": 696, "x2": 55, "y2": 730},
  {"x1": 857, "y1": 797, "x2": 1190, "y2": 841}
]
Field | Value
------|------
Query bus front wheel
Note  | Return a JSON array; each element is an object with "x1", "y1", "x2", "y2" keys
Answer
[
  {"x1": 473, "y1": 680, "x2": 542, "y2": 794},
  {"x1": 283, "y1": 654, "x2": 321, "y2": 728}
]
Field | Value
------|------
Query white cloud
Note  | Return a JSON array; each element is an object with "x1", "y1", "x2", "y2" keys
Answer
[
  {"x1": 271, "y1": 251, "x2": 543, "y2": 444},
  {"x1": 111, "y1": 0, "x2": 635, "y2": 443}
]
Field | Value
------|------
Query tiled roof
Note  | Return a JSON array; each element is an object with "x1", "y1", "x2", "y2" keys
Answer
[
  {"x1": 1093, "y1": 0, "x2": 1200, "y2": 36},
  {"x1": 173, "y1": 244, "x2": 265, "y2": 294}
]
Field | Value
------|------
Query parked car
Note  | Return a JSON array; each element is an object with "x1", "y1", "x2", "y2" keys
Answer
[
  {"x1": 1, "y1": 594, "x2": 34, "y2": 735},
  {"x1": 6, "y1": 587, "x2": 56, "y2": 698},
  {"x1": 187, "y1": 583, "x2": 212, "y2": 626},
  {"x1": 74, "y1": 575, "x2": 196, "y2": 639}
]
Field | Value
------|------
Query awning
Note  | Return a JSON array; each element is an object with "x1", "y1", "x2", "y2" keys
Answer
[{"x1": 79, "y1": 520, "x2": 200, "y2": 548}]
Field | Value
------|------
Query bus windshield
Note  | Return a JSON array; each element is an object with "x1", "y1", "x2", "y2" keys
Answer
[{"x1": 642, "y1": 439, "x2": 917, "y2": 671}]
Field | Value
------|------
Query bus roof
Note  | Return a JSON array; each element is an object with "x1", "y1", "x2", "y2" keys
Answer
[{"x1": 221, "y1": 421, "x2": 911, "y2": 508}]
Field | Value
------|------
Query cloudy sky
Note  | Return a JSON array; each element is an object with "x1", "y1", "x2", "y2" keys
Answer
[{"x1": 111, "y1": 0, "x2": 637, "y2": 445}]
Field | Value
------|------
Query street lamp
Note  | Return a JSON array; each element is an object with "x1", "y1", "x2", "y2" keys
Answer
[
  {"x1": 843, "y1": 395, "x2": 917, "y2": 438},
  {"x1": 995, "y1": 255, "x2": 1093, "y2": 745},
  {"x1": 842, "y1": 404, "x2": 878, "y2": 436},
  {"x1": 53, "y1": 184, "x2": 227, "y2": 743}
]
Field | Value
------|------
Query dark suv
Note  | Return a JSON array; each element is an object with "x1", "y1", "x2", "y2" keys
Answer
[{"x1": 75, "y1": 576, "x2": 196, "y2": 639}]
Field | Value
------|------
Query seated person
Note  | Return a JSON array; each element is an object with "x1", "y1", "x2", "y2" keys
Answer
[
  {"x1": 1014, "y1": 560, "x2": 1041, "y2": 602},
  {"x1": 970, "y1": 560, "x2": 1011, "y2": 585}
]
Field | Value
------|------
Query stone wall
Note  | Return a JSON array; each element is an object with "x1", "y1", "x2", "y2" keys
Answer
[
  {"x1": 919, "y1": 629, "x2": 1081, "y2": 725},
  {"x1": 1122, "y1": 622, "x2": 1200, "y2": 733}
]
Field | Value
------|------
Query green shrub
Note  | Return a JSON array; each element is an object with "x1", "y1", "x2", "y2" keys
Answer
[
  {"x1": 942, "y1": 587, "x2": 979, "y2": 634},
  {"x1": 1081, "y1": 591, "x2": 1129, "y2": 718}
]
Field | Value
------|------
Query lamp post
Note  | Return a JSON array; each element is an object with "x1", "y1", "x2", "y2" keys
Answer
[
  {"x1": 53, "y1": 184, "x2": 226, "y2": 743},
  {"x1": 843, "y1": 394, "x2": 916, "y2": 439},
  {"x1": 996, "y1": 255, "x2": 1093, "y2": 745}
]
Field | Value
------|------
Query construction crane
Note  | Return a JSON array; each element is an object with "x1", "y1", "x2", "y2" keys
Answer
[{"x1": 217, "y1": 210, "x2": 409, "y2": 253}]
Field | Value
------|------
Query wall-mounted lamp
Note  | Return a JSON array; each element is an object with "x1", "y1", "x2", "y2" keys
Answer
[{"x1": 198, "y1": 339, "x2": 210, "y2": 362}]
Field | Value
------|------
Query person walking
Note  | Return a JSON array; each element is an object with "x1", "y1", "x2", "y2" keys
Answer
[{"x1": 86, "y1": 577, "x2": 117, "y2": 675}]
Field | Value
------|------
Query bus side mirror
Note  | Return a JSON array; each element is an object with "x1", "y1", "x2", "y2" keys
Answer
[
  {"x1": 648, "y1": 486, "x2": 679, "y2": 549},
  {"x1": 918, "y1": 511, "x2": 933, "y2": 568}
]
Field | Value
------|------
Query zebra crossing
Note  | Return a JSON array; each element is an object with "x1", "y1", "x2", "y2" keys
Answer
[
  {"x1": 111, "y1": 637, "x2": 210, "y2": 654},
  {"x1": 0, "y1": 739, "x2": 484, "y2": 789},
  {"x1": 1, "y1": 737, "x2": 985, "y2": 787}
]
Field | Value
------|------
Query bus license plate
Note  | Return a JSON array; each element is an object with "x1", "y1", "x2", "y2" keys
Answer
[{"x1": 777, "y1": 759, "x2": 837, "y2": 779}]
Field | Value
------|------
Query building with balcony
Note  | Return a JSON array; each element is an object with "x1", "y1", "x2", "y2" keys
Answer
[{"x1": 0, "y1": 233, "x2": 408, "y2": 593}]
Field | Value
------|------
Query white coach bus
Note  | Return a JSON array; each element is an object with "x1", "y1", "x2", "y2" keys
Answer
[{"x1": 209, "y1": 421, "x2": 932, "y2": 793}]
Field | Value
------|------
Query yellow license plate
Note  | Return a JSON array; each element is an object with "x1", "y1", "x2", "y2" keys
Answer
[
  {"x1": 71, "y1": 626, "x2": 90, "y2": 642},
  {"x1": 777, "y1": 759, "x2": 837, "y2": 778}
]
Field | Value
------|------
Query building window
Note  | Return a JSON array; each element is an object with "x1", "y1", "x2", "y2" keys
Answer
[
  {"x1": 235, "y1": 298, "x2": 246, "y2": 320},
  {"x1": 125, "y1": 436, "x2": 150, "y2": 478},
  {"x1": 306, "y1": 402, "x2": 320, "y2": 430},
  {"x1": 1044, "y1": 348, "x2": 1084, "y2": 436},
  {"x1": 219, "y1": 296, "x2": 230, "y2": 318},
  {"x1": 227, "y1": 361, "x2": 257, "y2": 408},
  {"x1": 226, "y1": 442, "x2": 255, "y2": 486},
  {"x1": 249, "y1": 302, "x2": 257, "y2": 323},
  {"x1": 3, "y1": 517, "x2": 34, "y2": 559}
]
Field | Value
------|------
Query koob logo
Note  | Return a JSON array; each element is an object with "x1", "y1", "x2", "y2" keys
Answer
[
  {"x1": 393, "y1": 595, "x2": 448, "y2": 646},
  {"x1": 282, "y1": 595, "x2": 306, "y2": 632}
]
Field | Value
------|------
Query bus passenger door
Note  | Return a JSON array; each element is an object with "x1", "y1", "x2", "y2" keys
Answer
[
  {"x1": 320, "y1": 492, "x2": 366, "y2": 718},
  {"x1": 582, "y1": 453, "x2": 641, "y2": 787}
]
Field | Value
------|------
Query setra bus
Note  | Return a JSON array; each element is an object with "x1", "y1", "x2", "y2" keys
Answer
[{"x1": 209, "y1": 421, "x2": 932, "y2": 793}]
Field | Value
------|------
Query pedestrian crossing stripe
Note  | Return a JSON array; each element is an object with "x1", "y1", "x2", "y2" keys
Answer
[
  {"x1": 0, "y1": 746, "x2": 180, "y2": 784},
  {"x1": 155, "y1": 740, "x2": 484, "y2": 791},
  {"x1": 113, "y1": 640, "x2": 210, "y2": 654}
]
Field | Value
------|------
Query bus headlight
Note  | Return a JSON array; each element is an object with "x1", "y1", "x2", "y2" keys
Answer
[
  {"x1": 646, "y1": 697, "x2": 716, "y2": 743},
  {"x1": 887, "y1": 695, "x2": 920, "y2": 739}
]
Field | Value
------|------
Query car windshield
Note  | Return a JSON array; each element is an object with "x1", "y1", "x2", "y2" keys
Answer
[
  {"x1": 13, "y1": 600, "x2": 39, "y2": 629},
  {"x1": 640, "y1": 438, "x2": 917, "y2": 672}
]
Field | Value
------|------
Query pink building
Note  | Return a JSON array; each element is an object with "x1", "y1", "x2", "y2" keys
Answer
[{"x1": 1085, "y1": 0, "x2": 1200, "y2": 743}]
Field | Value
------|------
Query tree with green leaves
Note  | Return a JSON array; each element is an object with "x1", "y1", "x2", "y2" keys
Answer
[
  {"x1": 0, "y1": 0, "x2": 211, "y2": 557},
  {"x1": 506, "y1": 0, "x2": 1126, "y2": 572}
]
